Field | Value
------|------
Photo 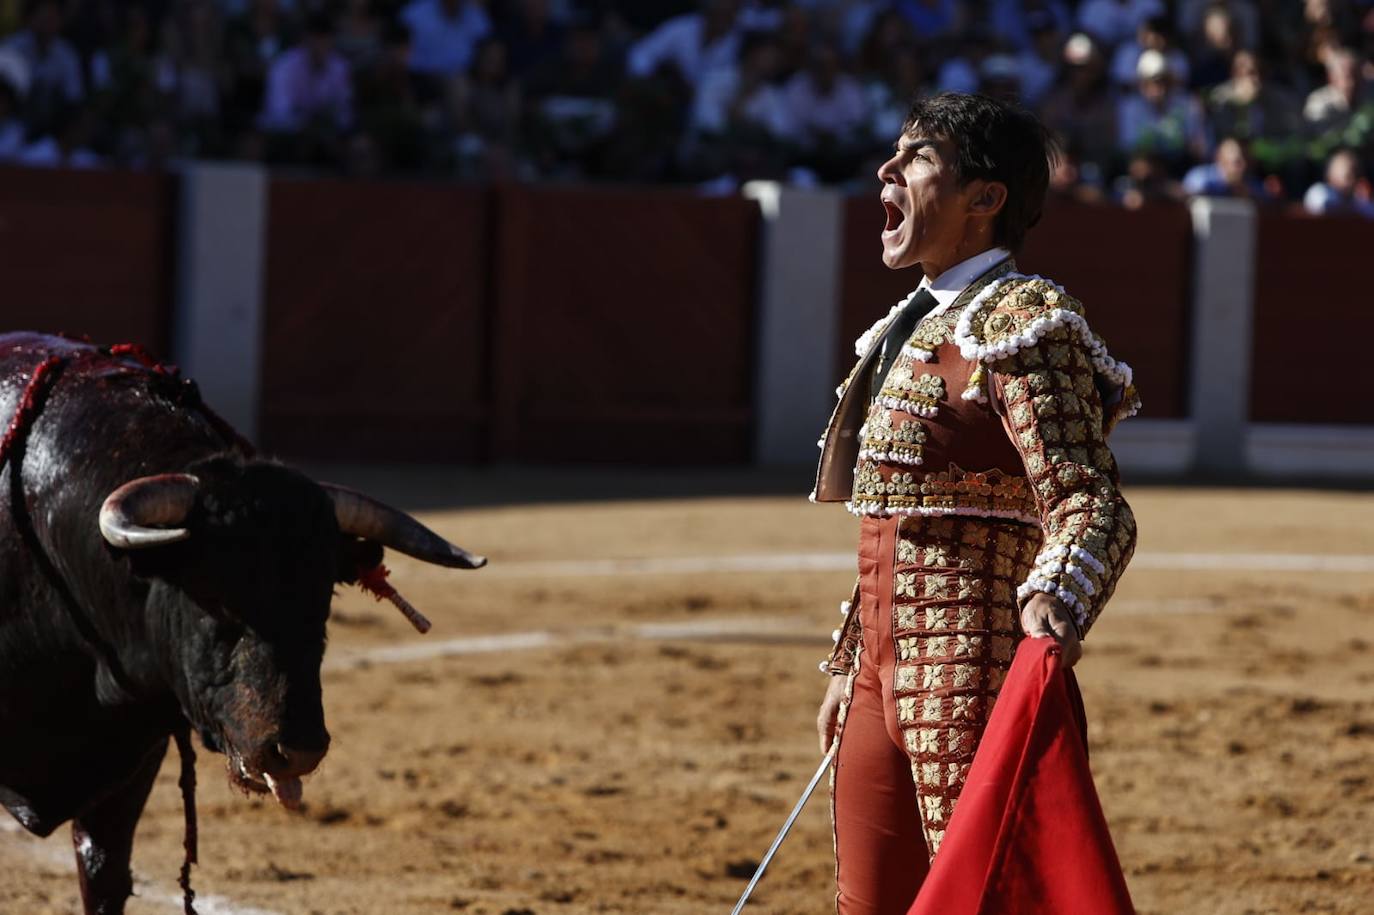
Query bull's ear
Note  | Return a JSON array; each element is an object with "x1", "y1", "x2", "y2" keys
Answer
[{"x1": 334, "y1": 536, "x2": 383, "y2": 585}]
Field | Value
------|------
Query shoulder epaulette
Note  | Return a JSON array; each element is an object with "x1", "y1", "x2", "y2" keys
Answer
[{"x1": 952, "y1": 273, "x2": 1139, "y2": 427}]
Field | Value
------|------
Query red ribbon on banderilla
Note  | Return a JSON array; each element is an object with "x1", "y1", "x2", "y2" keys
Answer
[{"x1": 355, "y1": 563, "x2": 432, "y2": 634}]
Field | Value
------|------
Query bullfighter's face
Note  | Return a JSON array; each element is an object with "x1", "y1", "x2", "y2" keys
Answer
[{"x1": 876, "y1": 132, "x2": 983, "y2": 276}]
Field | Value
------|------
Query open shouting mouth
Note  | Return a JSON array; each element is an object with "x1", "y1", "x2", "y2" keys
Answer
[{"x1": 881, "y1": 188, "x2": 908, "y2": 246}]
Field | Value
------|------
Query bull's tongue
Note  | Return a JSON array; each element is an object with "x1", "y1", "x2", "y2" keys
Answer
[{"x1": 263, "y1": 773, "x2": 303, "y2": 811}]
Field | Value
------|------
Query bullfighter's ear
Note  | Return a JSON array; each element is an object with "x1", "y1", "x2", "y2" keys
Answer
[{"x1": 99, "y1": 474, "x2": 199, "y2": 549}]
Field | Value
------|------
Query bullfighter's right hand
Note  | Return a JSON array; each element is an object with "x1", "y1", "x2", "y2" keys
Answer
[{"x1": 817, "y1": 674, "x2": 848, "y2": 755}]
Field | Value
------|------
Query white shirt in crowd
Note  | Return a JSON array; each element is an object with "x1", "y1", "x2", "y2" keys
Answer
[
  {"x1": 259, "y1": 47, "x2": 353, "y2": 131},
  {"x1": 1110, "y1": 42, "x2": 1190, "y2": 87},
  {"x1": 691, "y1": 65, "x2": 793, "y2": 138},
  {"x1": 16, "y1": 135, "x2": 103, "y2": 169},
  {"x1": 784, "y1": 70, "x2": 868, "y2": 142},
  {"x1": 1303, "y1": 183, "x2": 1374, "y2": 219},
  {"x1": 1, "y1": 29, "x2": 83, "y2": 103},
  {"x1": 627, "y1": 13, "x2": 741, "y2": 86},
  {"x1": 401, "y1": 0, "x2": 492, "y2": 78}
]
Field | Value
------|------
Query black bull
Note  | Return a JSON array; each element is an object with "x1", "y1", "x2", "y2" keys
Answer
[{"x1": 0, "y1": 333, "x2": 485, "y2": 913}]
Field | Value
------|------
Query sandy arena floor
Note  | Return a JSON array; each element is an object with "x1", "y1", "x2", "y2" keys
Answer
[{"x1": 2, "y1": 478, "x2": 1372, "y2": 915}]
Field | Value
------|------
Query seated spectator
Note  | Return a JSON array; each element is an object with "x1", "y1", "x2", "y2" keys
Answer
[
  {"x1": 401, "y1": 0, "x2": 493, "y2": 80},
  {"x1": 691, "y1": 30, "x2": 791, "y2": 140},
  {"x1": 2, "y1": 0, "x2": 83, "y2": 128},
  {"x1": 1304, "y1": 47, "x2": 1365, "y2": 132},
  {"x1": 626, "y1": 0, "x2": 742, "y2": 88},
  {"x1": 525, "y1": 14, "x2": 623, "y2": 177},
  {"x1": 1187, "y1": 3, "x2": 1239, "y2": 90},
  {"x1": 595, "y1": 1, "x2": 701, "y2": 34},
  {"x1": 1206, "y1": 50, "x2": 1300, "y2": 156},
  {"x1": 688, "y1": 26, "x2": 797, "y2": 185},
  {"x1": 1359, "y1": 9, "x2": 1374, "y2": 82},
  {"x1": 1015, "y1": 11, "x2": 1063, "y2": 107},
  {"x1": 1040, "y1": 32, "x2": 1119, "y2": 180},
  {"x1": 737, "y1": 0, "x2": 786, "y2": 32},
  {"x1": 978, "y1": 54, "x2": 1023, "y2": 102},
  {"x1": 1297, "y1": 0, "x2": 1357, "y2": 81},
  {"x1": 856, "y1": 8, "x2": 915, "y2": 81},
  {"x1": 989, "y1": 0, "x2": 1071, "y2": 53},
  {"x1": 89, "y1": 4, "x2": 158, "y2": 132},
  {"x1": 1076, "y1": 0, "x2": 1165, "y2": 48},
  {"x1": 1049, "y1": 138, "x2": 1108, "y2": 202},
  {"x1": 1178, "y1": 0, "x2": 1260, "y2": 57},
  {"x1": 783, "y1": 42, "x2": 868, "y2": 182},
  {"x1": 353, "y1": 21, "x2": 426, "y2": 172},
  {"x1": 157, "y1": 0, "x2": 225, "y2": 139},
  {"x1": 1303, "y1": 45, "x2": 1374, "y2": 169},
  {"x1": 934, "y1": 27, "x2": 994, "y2": 95},
  {"x1": 1110, "y1": 15, "x2": 1189, "y2": 89},
  {"x1": 17, "y1": 102, "x2": 103, "y2": 168},
  {"x1": 224, "y1": 0, "x2": 296, "y2": 133},
  {"x1": 784, "y1": 42, "x2": 866, "y2": 148},
  {"x1": 336, "y1": 0, "x2": 384, "y2": 69},
  {"x1": 1303, "y1": 146, "x2": 1374, "y2": 217},
  {"x1": 864, "y1": 43, "x2": 929, "y2": 142},
  {"x1": 449, "y1": 37, "x2": 521, "y2": 177},
  {"x1": 893, "y1": 0, "x2": 962, "y2": 45},
  {"x1": 497, "y1": 0, "x2": 566, "y2": 77},
  {"x1": 259, "y1": 14, "x2": 353, "y2": 133},
  {"x1": 0, "y1": 49, "x2": 28, "y2": 161},
  {"x1": 1182, "y1": 135, "x2": 1268, "y2": 197},
  {"x1": 770, "y1": 4, "x2": 813, "y2": 80},
  {"x1": 1117, "y1": 48, "x2": 1209, "y2": 171},
  {"x1": 1113, "y1": 150, "x2": 1183, "y2": 208}
]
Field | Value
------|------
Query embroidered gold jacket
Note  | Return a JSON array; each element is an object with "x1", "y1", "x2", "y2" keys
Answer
[{"x1": 816, "y1": 261, "x2": 1141, "y2": 673}]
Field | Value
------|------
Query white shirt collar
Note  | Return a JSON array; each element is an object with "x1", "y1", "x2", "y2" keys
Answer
[{"x1": 918, "y1": 247, "x2": 1012, "y2": 314}]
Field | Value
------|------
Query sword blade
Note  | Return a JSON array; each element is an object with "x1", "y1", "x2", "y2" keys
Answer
[{"x1": 730, "y1": 748, "x2": 836, "y2": 915}]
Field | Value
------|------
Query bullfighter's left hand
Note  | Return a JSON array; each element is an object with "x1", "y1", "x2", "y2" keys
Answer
[{"x1": 1020, "y1": 593, "x2": 1082, "y2": 668}]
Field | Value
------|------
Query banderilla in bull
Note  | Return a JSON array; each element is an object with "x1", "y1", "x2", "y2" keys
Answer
[{"x1": 729, "y1": 746, "x2": 836, "y2": 914}]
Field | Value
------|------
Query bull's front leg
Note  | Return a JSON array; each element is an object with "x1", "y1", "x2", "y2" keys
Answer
[{"x1": 72, "y1": 739, "x2": 167, "y2": 915}]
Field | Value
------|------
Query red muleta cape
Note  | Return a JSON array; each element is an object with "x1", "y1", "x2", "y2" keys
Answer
[{"x1": 909, "y1": 639, "x2": 1135, "y2": 915}]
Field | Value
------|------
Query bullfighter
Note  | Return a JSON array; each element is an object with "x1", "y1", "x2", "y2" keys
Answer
[{"x1": 811, "y1": 92, "x2": 1140, "y2": 914}]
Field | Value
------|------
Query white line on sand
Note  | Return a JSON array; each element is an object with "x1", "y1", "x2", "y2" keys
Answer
[
  {"x1": 465, "y1": 550, "x2": 1374, "y2": 579},
  {"x1": 324, "y1": 598, "x2": 1219, "y2": 671}
]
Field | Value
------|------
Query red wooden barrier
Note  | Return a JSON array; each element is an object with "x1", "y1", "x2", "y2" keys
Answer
[
  {"x1": 258, "y1": 177, "x2": 491, "y2": 461},
  {"x1": 1251, "y1": 210, "x2": 1374, "y2": 424},
  {"x1": 836, "y1": 195, "x2": 1193, "y2": 419},
  {"x1": 490, "y1": 185, "x2": 759, "y2": 463},
  {"x1": 0, "y1": 166, "x2": 175, "y2": 353}
]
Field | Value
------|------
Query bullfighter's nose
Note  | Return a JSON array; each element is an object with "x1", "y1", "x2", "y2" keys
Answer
[{"x1": 272, "y1": 742, "x2": 328, "y2": 779}]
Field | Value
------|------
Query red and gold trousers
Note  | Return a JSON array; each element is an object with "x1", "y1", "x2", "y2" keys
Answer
[{"x1": 831, "y1": 513, "x2": 1041, "y2": 915}]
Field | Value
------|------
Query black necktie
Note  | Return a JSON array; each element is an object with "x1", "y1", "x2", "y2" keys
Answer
[{"x1": 873, "y1": 287, "x2": 939, "y2": 395}]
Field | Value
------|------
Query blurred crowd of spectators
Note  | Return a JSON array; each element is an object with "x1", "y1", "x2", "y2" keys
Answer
[{"x1": 2, "y1": 0, "x2": 1373, "y2": 215}]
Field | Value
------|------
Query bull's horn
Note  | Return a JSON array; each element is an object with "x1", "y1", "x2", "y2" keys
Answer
[
  {"x1": 99, "y1": 474, "x2": 199, "y2": 549},
  {"x1": 320, "y1": 483, "x2": 486, "y2": 569}
]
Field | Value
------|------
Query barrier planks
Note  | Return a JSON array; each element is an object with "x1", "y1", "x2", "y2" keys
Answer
[
  {"x1": 259, "y1": 177, "x2": 491, "y2": 461},
  {"x1": 490, "y1": 185, "x2": 759, "y2": 463},
  {"x1": 1251, "y1": 209, "x2": 1374, "y2": 424},
  {"x1": 0, "y1": 166, "x2": 176, "y2": 352}
]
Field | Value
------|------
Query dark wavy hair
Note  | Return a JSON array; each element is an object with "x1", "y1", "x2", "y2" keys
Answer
[{"x1": 901, "y1": 93, "x2": 1059, "y2": 252}]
